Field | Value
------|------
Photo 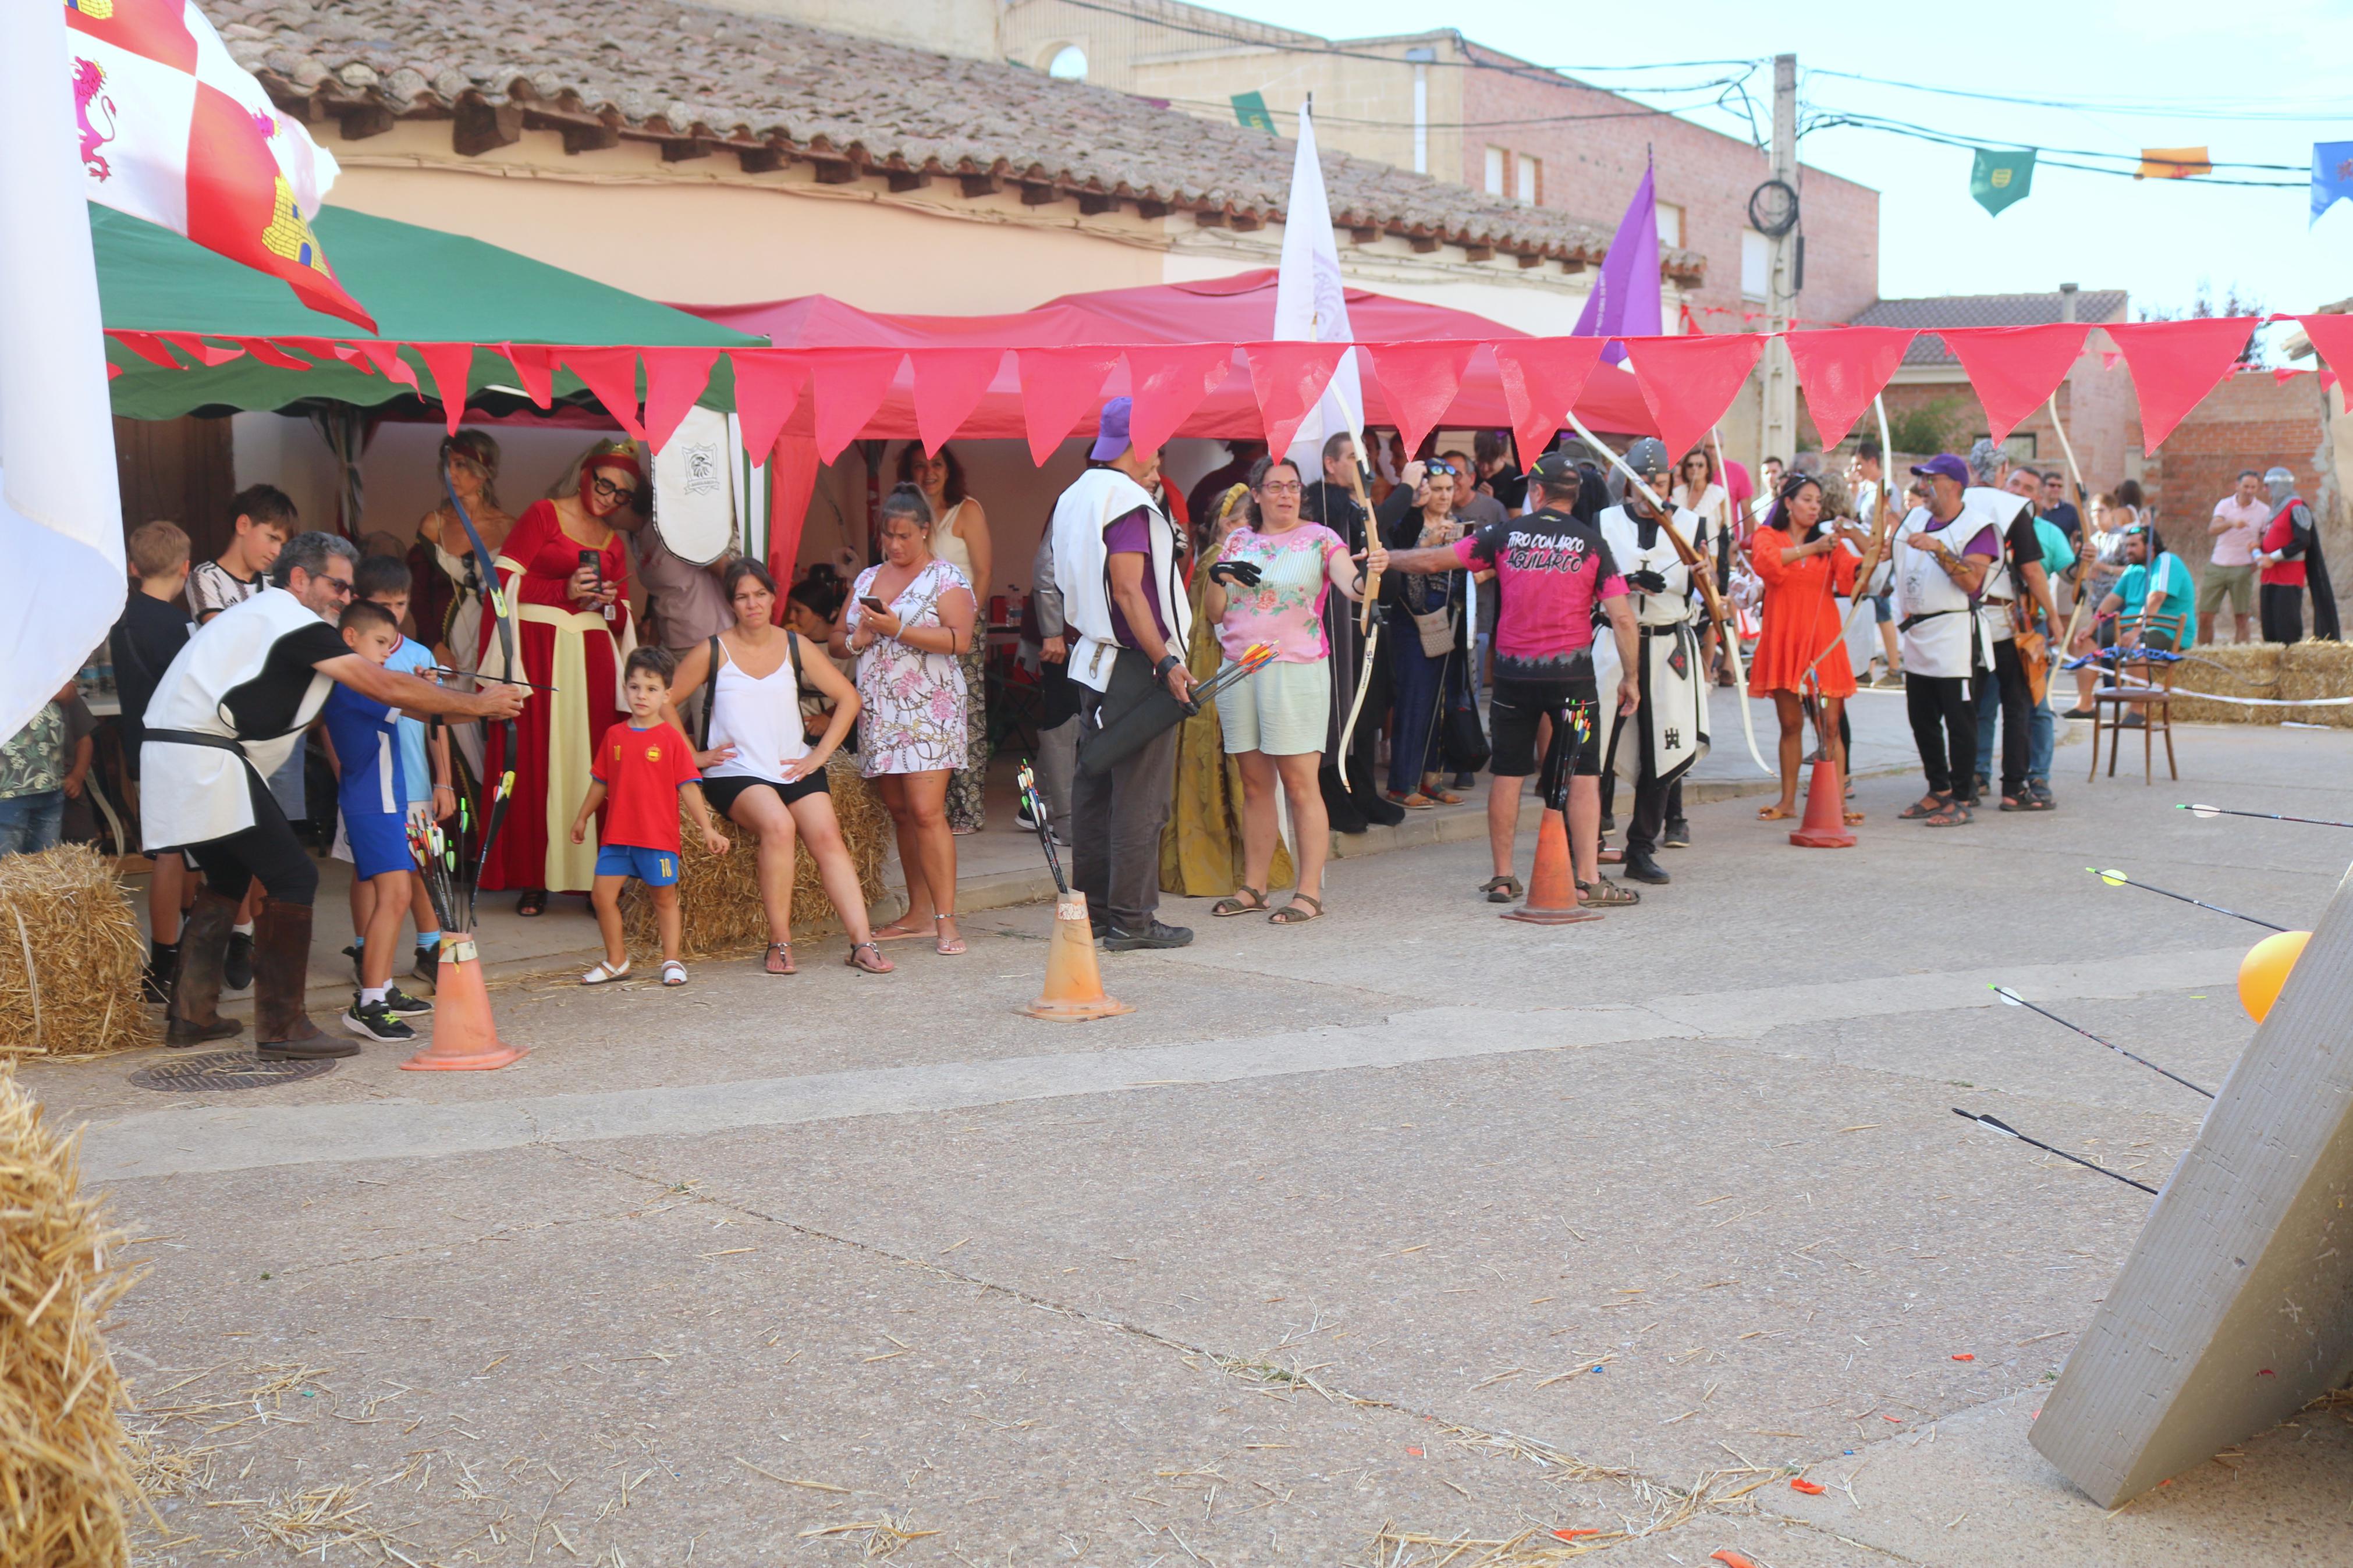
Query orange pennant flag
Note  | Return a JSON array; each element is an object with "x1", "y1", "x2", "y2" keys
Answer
[{"x1": 2135, "y1": 147, "x2": 2212, "y2": 180}]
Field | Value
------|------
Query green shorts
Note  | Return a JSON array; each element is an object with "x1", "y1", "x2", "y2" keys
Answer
[
  {"x1": 1214, "y1": 656, "x2": 1331, "y2": 757},
  {"x1": 2197, "y1": 562, "x2": 2255, "y2": 616}
]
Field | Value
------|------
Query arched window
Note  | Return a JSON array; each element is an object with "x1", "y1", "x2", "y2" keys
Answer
[{"x1": 1046, "y1": 44, "x2": 1087, "y2": 81}]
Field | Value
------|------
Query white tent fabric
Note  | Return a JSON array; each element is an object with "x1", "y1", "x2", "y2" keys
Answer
[{"x1": 1, "y1": 0, "x2": 127, "y2": 742}]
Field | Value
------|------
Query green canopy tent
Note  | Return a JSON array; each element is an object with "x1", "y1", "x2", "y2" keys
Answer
[{"x1": 95, "y1": 203, "x2": 762, "y2": 422}]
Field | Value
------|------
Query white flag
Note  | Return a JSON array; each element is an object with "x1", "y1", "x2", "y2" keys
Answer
[
  {"x1": 0, "y1": 0, "x2": 126, "y2": 742},
  {"x1": 1272, "y1": 104, "x2": 1364, "y2": 475}
]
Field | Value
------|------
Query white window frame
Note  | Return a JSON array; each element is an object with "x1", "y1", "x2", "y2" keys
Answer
[{"x1": 1484, "y1": 145, "x2": 1507, "y2": 197}]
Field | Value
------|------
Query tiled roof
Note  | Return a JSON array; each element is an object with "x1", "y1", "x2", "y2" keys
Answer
[
  {"x1": 205, "y1": 0, "x2": 1704, "y2": 282},
  {"x1": 1850, "y1": 290, "x2": 2128, "y2": 366}
]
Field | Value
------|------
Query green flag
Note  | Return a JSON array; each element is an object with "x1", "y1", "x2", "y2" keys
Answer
[
  {"x1": 1971, "y1": 148, "x2": 2035, "y2": 217},
  {"x1": 1231, "y1": 91, "x2": 1276, "y2": 135}
]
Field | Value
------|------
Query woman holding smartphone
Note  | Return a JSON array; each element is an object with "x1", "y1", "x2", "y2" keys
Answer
[
  {"x1": 833, "y1": 485, "x2": 978, "y2": 955},
  {"x1": 478, "y1": 438, "x2": 640, "y2": 915}
]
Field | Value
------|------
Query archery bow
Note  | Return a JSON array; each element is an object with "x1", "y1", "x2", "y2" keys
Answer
[
  {"x1": 1566, "y1": 413, "x2": 1771, "y2": 777},
  {"x1": 1334, "y1": 454, "x2": 1382, "y2": 790},
  {"x1": 442, "y1": 464, "x2": 518, "y2": 903}
]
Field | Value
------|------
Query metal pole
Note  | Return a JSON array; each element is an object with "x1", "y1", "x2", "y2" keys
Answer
[{"x1": 1759, "y1": 53, "x2": 1799, "y2": 469}]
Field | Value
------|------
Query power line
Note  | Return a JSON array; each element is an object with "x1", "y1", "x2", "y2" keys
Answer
[
  {"x1": 1155, "y1": 91, "x2": 1735, "y2": 132},
  {"x1": 1807, "y1": 67, "x2": 2353, "y2": 123},
  {"x1": 1807, "y1": 109, "x2": 2307, "y2": 187}
]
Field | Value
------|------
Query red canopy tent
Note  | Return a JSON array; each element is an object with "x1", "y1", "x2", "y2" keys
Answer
[{"x1": 680, "y1": 269, "x2": 1659, "y2": 454}]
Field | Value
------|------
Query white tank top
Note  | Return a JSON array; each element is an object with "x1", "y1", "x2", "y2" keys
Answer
[
  {"x1": 705, "y1": 638, "x2": 808, "y2": 783},
  {"x1": 930, "y1": 500, "x2": 974, "y2": 578}
]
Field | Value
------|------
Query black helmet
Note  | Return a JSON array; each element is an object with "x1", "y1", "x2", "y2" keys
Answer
[{"x1": 1624, "y1": 438, "x2": 1671, "y2": 482}]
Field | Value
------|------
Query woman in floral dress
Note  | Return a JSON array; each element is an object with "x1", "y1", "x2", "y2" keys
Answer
[{"x1": 834, "y1": 485, "x2": 978, "y2": 956}]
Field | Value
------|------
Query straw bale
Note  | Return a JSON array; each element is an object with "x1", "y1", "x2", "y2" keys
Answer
[
  {"x1": 0, "y1": 1069, "x2": 140, "y2": 1566},
  {"x1": 623, "y1": 752, "x2": 892, "y2": 960},
  {"x1": 0, "y1": 845, "x2": 155, "y2": 1062},
  {"x1": 2169, "y1": 642, "x2": 2281, "y2": 726},
  {"x1": 2275, "y1": 639, "x2": 2353, "y2": 728}
]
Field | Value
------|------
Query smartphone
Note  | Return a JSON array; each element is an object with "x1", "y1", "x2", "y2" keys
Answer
[
  {"x1": 578, "y1": 547, "x2": 601, "y2": 581},
  {"x1": 860, "y1": 595, "x2": 888, "y2": 614}
]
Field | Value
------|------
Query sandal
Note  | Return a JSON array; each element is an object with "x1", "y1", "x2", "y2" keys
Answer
[
  {"x1": 1898, "y1": 792, "x2": 1950, "y2": 821},
  {"x1": 846, "y1": 941, "x2": 895, "y2": 974},
  {"x1": 580, "y1": 958, "x2": 631, "y2": 986},
  {"x1": 1923, "y1": 801, "x2": 1974, "y2": 827},
  {"x1": 1756, "y1": 804, "x2": 1796, "y2": 821},
  {"x1": 516, "y1": 889, "x2": 548, "y2": 918},
  {"x1": 764, "y1": 941, "x2": 796, "y2": 975},
  {"x1": 1598, "y1": 845, "x2": 1624, "y2": 865},
  {"x1": 2000, "y1": 793, "x2": 2054, "y2": 813},
  {"x1": 1386, "y1": 791, "x2": 1436, "y2": 810},
  {"x1": 661, "y1": 960, "x2": 688, "y2": 986},
  {"x1": 1268, "y1": 894, "x2": 1323, "y2": 925},
  {"x1": 870, "y1": 920, "x2": 924, "y2": 942},
  {"x1": 1577, "y1": 877, "x2": 1641, "y2": 908},
  {"x1": 934, "y1": 915, "x2": 966, "y2": 956},
  {"x1": 1480, "y1": 876, "x2": 1522, "y2": 904},
  {"x1": 1843, "y1": 809, "x2": 1866, "y2": 825},
  {"x1": 1212, "y1": 887, "x2": 1269, "y2": 917},
  {"x1": 1419, "y1": 784, "x2": 1467, "y2": 805}
]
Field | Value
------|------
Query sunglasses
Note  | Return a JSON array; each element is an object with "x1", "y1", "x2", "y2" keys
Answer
[
  {"x1": 588, "y1": 474, "x2": 640, "y2": 505},
  {"x1": 318, "y1": 575, "x2": 355, "y2": 600},
  {"x1": 1424, "y1": 461, "x2": 1458, "y2": 477}
]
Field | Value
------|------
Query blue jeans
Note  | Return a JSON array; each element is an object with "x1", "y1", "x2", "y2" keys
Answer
[
  {"x1": 1388, "y1": 631, "x2": 1446, "y2": 795},
  {"x1": 0, "y1": 789, "x2": 64, "y2": 855},
  {"x1": 2027, "y1": 688, "x2": 2054, "y2": 782}
]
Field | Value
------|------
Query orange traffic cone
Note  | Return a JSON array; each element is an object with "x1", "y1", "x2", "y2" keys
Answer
[
  {"x1": 1503, "y1": 806, "x2": 1602, "y2": 925},
  {"x1": 400, "y1": 934, "x2": 527, "y2": 1071},
  {"x1": 1788, "y1": 756, "x2": 1856, "y2": 848},
  {"x1": 1023, "y1": 890, "x2": 1134, "y2": 1021}
]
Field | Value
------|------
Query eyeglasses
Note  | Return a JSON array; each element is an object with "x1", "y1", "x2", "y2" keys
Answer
[
  {"x1": 588, "y1": 475, "x2": 640, "y2": 505},
  {"x1": 1424, "y1": 461, "x2": 1458, "y2": 477},
  {"x1": 318, "y1": 575, "x2": 355, "y2": 600},
  {"x1": 1258, "y1": 480, "x2": 1303, "y2": 495}
]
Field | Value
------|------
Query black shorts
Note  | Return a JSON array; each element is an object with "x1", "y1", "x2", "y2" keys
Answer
[
  {"x1": 701, "y1": 771, "x2": 829, "y2": 818},
  {"x1": 1489, "y1": 676, "x2": 1600, "y2": 778}
]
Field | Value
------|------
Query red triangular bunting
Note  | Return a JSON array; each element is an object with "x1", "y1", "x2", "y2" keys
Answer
[
  {"x1": 413, "y1": 343, "x2": 479, "y2": 436},
  {"x1": 107, "y1": 362, "x2": 123, "y2": 381},
  {"x1": 1619, "y1": 333, "x2": 1764, "y2": 460},
  {"x1": 729, "y1": 351, "x2": 808, "y2": 469},
  {"x1": 156, "y1": 332, "x2": 244, "y2": 368},
  {"x1": 807, "y1": 349, "x2": 906, "y2": 464},
  {"x1": 1784, "y1": 328, "x2": 1915, "y2": 450},
  {"x1": 1367, "y1": 341, "x2": 1477, "y2": 456},
  {"x1": 2300, "y1": 314, "x2": 2353, "y2": 382},
  {"x1": 562, "y1": 348, "x2": 647, "y2": 442},
  {"x1": 2274, "y1": 367, "x2": 2304, "y2": 383},
  {"x1": 910, "y1": 349, "x2": 1009, "y2": 456},
  {"x1": 642, "y1": 348, "x2": 722, "y2": 453},
  {"x1": 1014, "y1": 347, "x2": 1123, "y2": 465},
  {"x1": 499, "y1": 344, "x2": 556, "y2": 408},
  {"x1": 109, "y1": 331, "x2": 183, "y2": 368},
  {"x1": 1491, "y1": 339, "x2": 1607, "y2": 472},
  {"x1": 1124, "y1": 344, "x2": 1234, "y2": 456},
  {"x1": 1241, "y1": 343, "x2": 1347, "y2": 458},
  {"x1": 1939, "y1": 324, "x2": 2089, "y2": 443},
  {"x1": 2106, "y1": 318, "x2": 2256, "y2": 452},
  {"x1": 347, "y1": 340, "x2": 419, "y2": 390},
  {"x1": 242, "y1": 339, "x2": 314, "y2": 371}
]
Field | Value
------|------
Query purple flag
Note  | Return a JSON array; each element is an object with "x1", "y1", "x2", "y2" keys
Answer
[{"x1": 1571, "y1": 161, "x2": 1662, "y2": 364}]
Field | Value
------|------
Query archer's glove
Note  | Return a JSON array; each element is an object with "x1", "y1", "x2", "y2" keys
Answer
[
  {"x1": 1208, "y1": 560, "x2": 1263, "y2": 589},
  {"x1": 1627, "y1": 570, "x2": 1669, "y2": 593}
]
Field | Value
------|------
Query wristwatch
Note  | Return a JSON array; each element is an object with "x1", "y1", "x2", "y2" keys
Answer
[{"x1": 1154, "y1": 653, "x2": 1183, "y2": 681}]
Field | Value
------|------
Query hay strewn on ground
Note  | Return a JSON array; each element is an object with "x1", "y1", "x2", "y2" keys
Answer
[
  {"x1": 0, "y1": 1069, "x2": 140, "y2": 1566},
  {"x1": 2167, "y1": 640, "x2": 2353, "y2": 727},
  {"x1": 0, "y1": 844, "x2": 154, "y2": 1061},
  {"x1": 623, "y1": 752, "x2": 892, "y2": 960}
]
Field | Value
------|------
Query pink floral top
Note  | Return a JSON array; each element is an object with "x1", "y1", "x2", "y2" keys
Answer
[
  {"x1": 1212, "y1": 522, "x2": 1349, "y2": 664},
  {"x1": 846, "y1": 558, "x2": 972, "y2": 778}
]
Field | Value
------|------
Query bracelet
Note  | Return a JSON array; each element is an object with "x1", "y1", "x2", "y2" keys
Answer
[{"x1": 1154, "y1": 653, "x2": 1182, "y2": 680}]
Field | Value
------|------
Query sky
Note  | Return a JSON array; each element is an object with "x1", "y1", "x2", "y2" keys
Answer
[{"x1": 1211, "y1": 0, "x2": 2353, "y2": 330}]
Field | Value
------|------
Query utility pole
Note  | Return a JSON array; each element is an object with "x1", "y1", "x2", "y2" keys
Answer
[{"x1": 1759, "y1": 52, "x2": 1799, "y2": 468}]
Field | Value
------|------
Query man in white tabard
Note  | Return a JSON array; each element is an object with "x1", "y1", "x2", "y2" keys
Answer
[
  {"x1": 1049, "y1": 397, "x2": 1197, "y2": 950},
  {"x1": 143, "y1": 532, "x2": 524, "y2": 1056},
  {"x1": 1961, "y1": 439, "x2": 2052, "y2": 811},
  {"x1": 1890, "y1": 455, "x2": 2002, "y2": 827},
  {"x1": 1591, "y1": 438, "x2": 1710, "y2": 886}
]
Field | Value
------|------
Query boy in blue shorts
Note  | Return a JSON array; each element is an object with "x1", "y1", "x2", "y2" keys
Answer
[
  {"x1": 571, "y1": 646, "x2": 729, "y2": 988},
  {"x1": 320, "y1": 599, "x2": 434, "y2": 1043},
  {"x1": 340, "y1": 557, "x2": 456, "y2": 992}
]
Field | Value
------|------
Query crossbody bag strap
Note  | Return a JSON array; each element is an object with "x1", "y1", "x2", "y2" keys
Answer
[{"x1": 699, "y1": 633, "x2": 723, "y2": 751}]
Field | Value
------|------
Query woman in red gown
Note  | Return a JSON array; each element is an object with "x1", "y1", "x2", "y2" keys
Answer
[
  {"x1": 1747, "y1": 474, "x2": 1865, "y2": 822},
  {"x1": 480, "y1": 439, "x2": 642, "y2": 913}
]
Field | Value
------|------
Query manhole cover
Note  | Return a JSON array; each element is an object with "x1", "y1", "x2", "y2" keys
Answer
[{"x1": 127, "y1": 1051, "x2": 338, "y2": 1092}]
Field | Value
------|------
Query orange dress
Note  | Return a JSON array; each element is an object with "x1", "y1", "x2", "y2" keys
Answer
[{"x1": 1747, "y1": 526, "x2": 1858, "y2": 698}]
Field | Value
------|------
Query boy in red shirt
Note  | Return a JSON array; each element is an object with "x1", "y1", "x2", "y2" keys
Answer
[{"x1": 572, "y1": 648, "x2": 729, "y2": 987}]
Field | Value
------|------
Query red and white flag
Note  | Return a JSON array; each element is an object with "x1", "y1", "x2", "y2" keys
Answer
[{"x1": 64, "y1": 0, "x2": 374, "y2": 329}]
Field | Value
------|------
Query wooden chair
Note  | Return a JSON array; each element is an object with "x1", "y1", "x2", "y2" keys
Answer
[{"x1": 2088, "y1": 611, "x2": 2186, "y2": 783}]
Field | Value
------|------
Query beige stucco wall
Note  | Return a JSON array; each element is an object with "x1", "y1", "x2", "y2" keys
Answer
[{"x1": 323, "y1": 122, "x2": 1171, "y2": 312}]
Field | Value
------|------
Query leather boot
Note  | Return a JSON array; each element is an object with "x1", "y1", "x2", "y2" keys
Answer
[
  {"x1": 165, "y1": 889, "x2": 242, "y2": 1047},
  {"x1": 252, "y1": 900, "x2": 357, "y2": 1059}
]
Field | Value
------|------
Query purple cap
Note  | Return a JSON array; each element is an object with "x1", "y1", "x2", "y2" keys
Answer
[
  {"x1": 1089, "y1": 396, "x2": 1133, "y2": 461},
  {"x1": 1910, "y1": 453, "x2": 1969, "y2": 487}
]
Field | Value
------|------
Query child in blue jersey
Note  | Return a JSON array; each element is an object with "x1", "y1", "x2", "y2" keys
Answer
[
  {"x1": 339, "y1": 557, "x2": 456, "y2": 992},
  {"x1": 321, "y1": 599, "x2": 434, "y2": 1044}
]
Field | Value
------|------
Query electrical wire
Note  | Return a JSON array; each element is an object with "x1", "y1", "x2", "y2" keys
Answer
[
  {"x1": 1156, "y1": 92, "x2": 1736, "y2": 132},
  {"x1": 1808, "y1": 67, "x2": 2353, "y2": 123},
  {"x1": 1805, "y1": 110, "x2": 2307, "y2": 187}
]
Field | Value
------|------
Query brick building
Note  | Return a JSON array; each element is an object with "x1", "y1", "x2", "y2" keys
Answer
[{"x1": 2142, "y1": 372, "x2": 2334, "y2": 573}]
